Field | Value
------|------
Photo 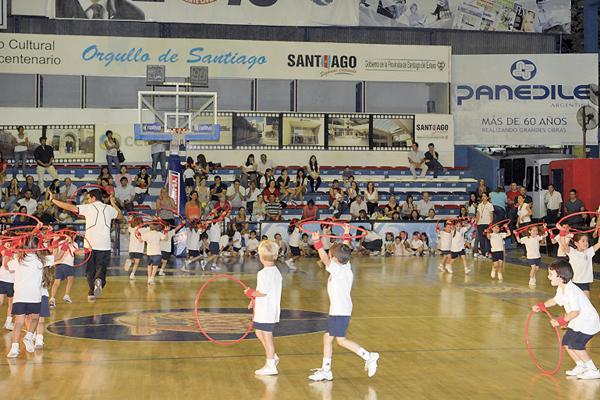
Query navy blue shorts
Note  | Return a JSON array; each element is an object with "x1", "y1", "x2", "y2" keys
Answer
[
  {"x1": 12, "y1": 302, "x2": 41, "y2": 316},
  {"x1": 441, "y1": 250, "x2": 451, "y2": 256},
  {"x1": 328, "y1": 316, "x2": 351, "y2": 337},
  {"x1": 0, "y1": 281, "x2": 14, "y2": 298},
  {"x1": 209, "y1": 242, "x2": 220, "y2": 255},
  {"x1": 40, "y1": 296, "x2": 50, "y2": 318},
  {"x1": 253, "y1": 322, "x2": 276, "y2": 332},
  {"x1": 290, "y1": 246, "x2": 300, "y2": 257},
  {"x1": 129, "y1": 252, "x2": 144, "y2": 260},
  {"x1": 491, "y1": 251, "x2": 504, "y2": 262},
  {"x1": 451, "y1": 250, "x2": 465, "y2": 259},
  {"x1": 574, "y1": 282, "x2": 591, "y2": 291},
  {"x1": 562, "y1": 328, "x2": 595, "y2": 350},
  {"x1": 528, "y1": 258, "x2": 542, "y2": 266},
  {"x1": 161, "y1": 251, "x2": 171, "y2": 261},
  {"x1": 188, "y1": 250, "x2": 200, "y2": 258},
  {"x1": 185, "y1": 177, "x2": 195, "y2": 187},
  {"x1": 147, "y1": 255, "x2": 162, "y2": 266},
  {"x1": 56, "y1": 263, "x2": 75, "y2": 280}
]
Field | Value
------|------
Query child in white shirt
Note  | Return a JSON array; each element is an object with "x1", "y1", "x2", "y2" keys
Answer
[
  {"x1": 245, "y1": 230, "x2": 260, "y2": 257},
  {"x1": 308, "y1": 225, "x2": 379, "y2": 382},
  {"x1": 557, "y1": 224, "x2": 600, "y2": 298},
  {"x1": 437, "y1": 222, "x2": 453, "y2": 271},
  {"x1": 244, "y1": 240, "x2": 283, "y2": 376},
  {"x1": 285, "y1": 224, "x2": 302, "y2": 269},
  {"x1": 532, "y1": 260, "x2": 600, "y2": 380},
  {"x1": 410, "y1": 232, "x2": 425, "y2": 256},
  {"x1": 125, "y1": 217, "x2": 146, "y2": 280},
  {"x1": 159, "y1": 223, "x2": 184, "y2": 276},
  {"x1": 0, "y1": 254, "x2": 16, "y2": 331},
  {"x1": 447, "y1": 220, "x2": 471, "y2": 275},
  {"x1": 206, "y1": 222, "x2": 222, "y2": 271},
  {"x1": 516, "y1": 225, "x2": 548, "y2": 287},
  {"x1": 487, "y1": 224, "x2": 511, "y2": 282},
  {"x1": 141, "y1": 224, "x2": 167, "y2": 285},
  {"x1": 51, "y1": 236, "x2": 83, "y2": 306}
]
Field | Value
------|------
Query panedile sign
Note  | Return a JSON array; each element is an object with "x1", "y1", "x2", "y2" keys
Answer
[{"x1": 452, "y1": 54, "x2": 598, "y2": 146}]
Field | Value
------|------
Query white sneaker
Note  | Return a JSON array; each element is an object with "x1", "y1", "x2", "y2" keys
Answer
[
  {"x1": 497, "y1": 273, "x2": 503, "y2": 282},
  {"x1": 529, "y1": 278, "x2": 536, "y2": 287},
  {"x1": 490, "y1": 269, "x2": 496, "y2": 279},
  {"x1": 35, "y1": 336, "x2": 44, "y2": 349},
  {"x1": 158, "y1": 269, "x2": 166, "y2": 276},
  {"x1": 124, "y1": 259, "x2": 132, "y2": 272},
  {"x1": 49, "y1": 297, "x2": 56, "y2": 308},
  {"x1": 23, "y1": 334, "x2": 35, "y2": 353},
  {"x1": 200, "y1": 260, "x2": 207, "y2": 270},
  {"x1": 147, "y1": 278, "x2": 155, "y2": 285},
  {"x1": 6, "y1": 344, "x2": 19, "y2": 358},
  {"x1": 274, "y1": 354, "x2": 280, "y2": 367},
  {"x1": 566, "y1": 365, "x2": 588, "y2": 376},
  {"x1": 308, "y1": 368, "x2": 333, "y2": 381},
  {"x1": 365, "y1": 352, "x2": 380, "y2": 378},
  {"x1": 211, "y1": 264, "x2": 220, "y2": 271},
  {"x1": 129, "y1": 272, "x2": 136, "y2": 280},
  {"x1": 4, "y1": 319, "x2": 14, "y2": 331},
  {"x1": 63, "y1": 294, "x2": 72, "y2": 303},
  {"x1": 255, "y1": 365, "x2": 278, "y2": 376},
  {"x1": 578, "y1": 369, "x2": 600, "y2": 380},
  {"x1": 93, "y1": 278, "x2": 103, "y2": 298},
  {"x1": 437, "y1": 264, "x2": 445, "y2": 271},
  {"x1": 445, "y1": 265, "x2": 453, "y2": 274},
  {"x1": 464, "y1": 268, "x2": 472, "y2": 275}
]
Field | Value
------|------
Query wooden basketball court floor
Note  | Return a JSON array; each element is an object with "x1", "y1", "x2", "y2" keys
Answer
[{"x1": 1, "y1": 252, "x2": 599, "y2": 400}]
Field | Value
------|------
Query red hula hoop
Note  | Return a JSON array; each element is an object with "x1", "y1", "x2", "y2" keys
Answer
[
  {"x1": 557, "y1": 211, "x2": 600, "y2": 234},
  {"x1": 195, "y1": 205, "x2": 231, "y2": 226},
  {"x1": 194, "y1": 274, "x2": 254, "y2": 346},
  {"x1": 515, "y1": 222, "x2": 548, "y2": 235},
  {"x1": 296, "y1": 220, "x2": 368, "y2": 240},
  {"x1": 525, "y1": 310, "x2": 564, "y2": 375},
  {"x1": 68, "y1": 184, "x2": 110, "y2": 204},
  {"x1": 53, "y1": 229, "x2": 93, "y2": 268},
  {"x1": 0, "y1": 212, "x2": 43, "y2": 229},
  {"x1": 484, "y1": 219, "x2": 512, "y2": 234}
]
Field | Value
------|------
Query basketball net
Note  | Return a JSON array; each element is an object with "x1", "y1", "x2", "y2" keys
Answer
[{"x1": 169, "y1": 127, "x2": 189, "y2": 155}]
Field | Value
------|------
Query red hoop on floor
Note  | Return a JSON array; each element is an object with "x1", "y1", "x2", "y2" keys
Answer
[
  {"x1": 68, "y1": 184, "x2": 110, "y2": 204},
  {"x1": 296, "y1": 219, "x2": 368, "y2": 240},
  {"x1": 525, "y1": 310, "x2": 564, "y2": 375},
  {"x1": 557, "y1": 212, "x2": 600, "y2": 234},
  {"x1": 194, "y1": 274, "x2": 254, "y2": 346}
]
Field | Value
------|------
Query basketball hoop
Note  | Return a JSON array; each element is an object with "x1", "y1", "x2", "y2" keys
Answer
[{"x1": 170, "y1": 127, "x2": 189, "y2": 136}]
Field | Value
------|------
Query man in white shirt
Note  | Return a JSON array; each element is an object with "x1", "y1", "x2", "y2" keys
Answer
[
  {"x1": 226, "y1": 179, "x2": 247, "y2": 209},
  {"x1": 544, "y1": 184, "x2": 563, "y2": 224},
  {"x1": 115, "y1": 176, "x2": 136, "y2": 212},
  {"x1": 350, "y1": 196, "x2": 368, "y2": 219},
  {"x1": 257, "y1": 154, "x2": 274, "y2": 178},
  {"x1": 17, "y1": 189, "x2": 38, "y2": 214},
  {"x1": 407, "y1": 142, "x2": 427, "y2": 179},
  {"x1": 50, "y1": 189, "x2": 123, "y2": 300},
  {"x1": 59, "y1": 177, "x2": 78, "y2": 201},
  {"x1": 416, "y1": 192, "x2": 435, "y2": 217}
]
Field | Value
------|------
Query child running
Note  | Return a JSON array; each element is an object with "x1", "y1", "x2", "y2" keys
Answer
[
  {"x1": 0, "y1": 253, "x2": 15, "y2": 331},
  {"x1": 34, "y1": 263, "x2": 54, "y2": 349},
  {"x1": 437, "y1": 222, "x2": 453, "y2": 270},
  {"x1": 557, "y1": 223, "x2": 600, "y2": 298},
  {"x1": 447, "y1": 220, "x2": 471, "y2": 275},
  {"x1": 244, "y1": 240, "x2": 283, "y2": 376},
  {"x1": 125, "y1": 217, "x2": 146, "y2": 280},
  {"x1": 159, "y1": 223, "x2": 184, "y2": 276},
  {"x1": 183, "y1": 223, "x2": 203, "y2": 271},
  {"x1": 516, "y1": 224, "x2": 547, "y2": 287},
  {"x1": 487, "y1": 224, "x2": 511, "y2": 282},
  {"x1": 206, "y1": 222, "x2": 222, "y2": 271},
  {"x1": 532, "y1": 260, "x2": 600, "y2": 380},
  {"x1": 308, "y1": 225, "x2": 379, "y2": 381},
  {"x1": 140, "y1": 224, "x2": 168, "y2": 285},
  {"x1": 50, "y1": 235, "x2": 83, "y2": 307},
  {"x1": 285, "y1": 221, "x2": 301, "y2": 270}
]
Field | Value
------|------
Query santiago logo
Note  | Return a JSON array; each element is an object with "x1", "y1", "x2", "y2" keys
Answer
[{"x1": 510, "y1": 60, "x2": 537, "y2": 81}]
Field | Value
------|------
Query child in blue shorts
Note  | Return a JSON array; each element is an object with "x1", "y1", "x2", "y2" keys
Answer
[
  {"x1": 50, "y1": 236, "x2": 83, "y2": 307},
  {"x1": 308, "y1": 225, "x2": 379, "y2": 381}
]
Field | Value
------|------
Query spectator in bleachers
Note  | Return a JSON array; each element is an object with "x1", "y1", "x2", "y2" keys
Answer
[
  {"x1": 0, "y1": 152, "x2": 6, "y2": 185},
  {"x1": 209, "y1": 175, "x2": 227, "y2": 202},
  {"x1": 195, "y1": 154, "x2": 210, "y2": 180},
  {"x1": 259, "y1": 168, "x2": 276, "y2": 189},
  {"x1": 115, "y1": 166, "x2": 133, "y2": 186},
  {"x1": 350, "y1": 195, "x2": 368, "y2": 219},
  {"x1": 358, "y1": 210, "x2": 369, "y2": 221},
  {"x1": 291, "y1": 168, "x2": 308, "y2": 205},
  {"x1": 4, "y1": 178, "x2": 20, "y2": 211},
  {"x1": 408, "y1": 209, "x2": 421, "y2": 221},
  {"x1": 476, "y1": 192, "x2": 494, "y2": 257},
  {"x1": 156, "y1": 187, "x2": 176, "y2": 225},
  {"x1": 544, "y1": 184, "x2": 562, "y2": 224},
  {"x1": 347, "y1": 181, "x2": 359, "y2": 205},
  {"x1": 17, "y1": 189, "x2": 37, "y2": 215},
  {"x1": 408, "y1": 142, "x2": 427, "y2": 179},
  {"x1": 424, "y1": 143, "x2": 445, "y2": 179},
  {"x1": 12, "y1": 126, "x2": 29, "y2": 178},
  {"x1": 384, "y1": 194, "x2": 401, "y2": 218},
  {"x1": 115, "y1": 176, "x2": 135, "y2": 212},
  {"x1": 392, "y1": 211, "x2": 402, "y2": 221},
  {"x1": 265, "y1": 194, "x2": 282, "y2": 221},
  {"x1": 245, "y1": 180, "x2": 260, "y2": 215},
  {"x1": 364, "y1": 182, "x2": 379, "y2": 216},
  {"x1": 459, "y1": 205, "x2": 468, "y2": 219},
  {"x1": 134, "y1": 167, "x2": 151, "y2": 205},
  {"x1": 519, "y1": 186, "x2": 532, "y2": 204},
  {"x1": 185, "y1": 191, "x2": 202, "y2": 222},
  {"x1": 490, "y1": 186, "x2": 507, "y2": 221},
  {"x1": 213, "y1": 194, "x2": 231, "y2": 217},
  {"x1": 103, "y1": 131, "x2": 121, "y2": 174},
  {"x1": 401, "y1": 194, "x2": 416, "y2": 220},
  {"x1": 226, "y1": 179, "x2": 247, "y2": 209},
  {"x1": 97, "y1": 166, "x2": 114, "y2": 186},
  {"x1": 276, "y1": 168, "x2": 293, "y2": 203},
  {"x1": 302, "y1": 199, "x2": 319, "y2": 221},
  {"x1": 195, "y1": 176, "x2": 211, "y2": 214},
  {"x1": 307, "y1": 155, "x2": 322, "y2": 193},
  {"x1": 262, "y1": 180, "x2": 280, "y2": 204},
  {"x1": 416, "y1": 192, "x2": 435, "y2": 217},
  {"x1": 44, "y1": 179, "x2": 61, "y2": 202},
  {"x1": 100, "y1": 178, "x2": 115, "y2": 199},
  {"x1": 150, "y1": 141, "x2": 168, "y2": 182},
  {"x1": 21, "y1": 175, "x2": 41, "y2": 201},
  {"x1": 13, "y1": 206, "x2": 32, "y2": 226},
  {"x1": 240, "y1": 154, "x2": 258, "y2": 188},
  {"x1": 234, "y1": 207, "x2": 248, "y2": 224},
  {"x1": 34, "y1": 137, "x2": 59, "y2": 192},
  {"x1": 466, "y1": 192, "x2": 478, "y2": 217},
  {"x1": 256, "y1": 154, "x2": 273, "y2": 181},
  {"x1": 425, "y1": 208, "x2": 437, "y2": 220},
  {"x1": 59, "y1": 177, "x2": 77, "y2": 201},
  {"x1": 475, "y1": 179, "x2": 490, "y2": 199},
  {"x1": 253, "y1": 195, "x2": 267, "y2": 222},
  {"x1": 328, "y1": 179, "x2": 346, "y2": 218}
]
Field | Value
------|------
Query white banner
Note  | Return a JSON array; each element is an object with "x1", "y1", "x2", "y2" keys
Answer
[
  {"x1": 452, "y1": 54, "x2": 599, "y2": 146},
  {"x1": 0, "y1": 33, "x2": 451, "y2": 82},
  {"x1": 415, "y1": 113, "x2": 453, "y2": 151}
]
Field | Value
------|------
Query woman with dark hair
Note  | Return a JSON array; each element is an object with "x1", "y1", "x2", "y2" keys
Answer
[
  {"x1": 467, "y1": 192, "x2": 478, "y2": 217},
  {"x1": 401, "y1": 194, "x2": 415, "y2": 220},
  {"x1": 12, "y1": 206, "x2": 32, "y2": 227},
  {"x1": 291, "y1": 168, "x2": 308, "y2": 205},
  {"x1": 185, "y1": 191, "x2": 202, "y2": 222},
  {"x1": 262, "y1": 180, "x2": 280, "y2": 203},
  {"x1": 195, "y1": 154, "x2": 209, "y2": 179},
  {"x1": 12, "y1": 126, "x2": 29, "y2": 178},
  {"x1": 0, "y1": 152, "x2": 7, "y2": 185},
  {"x1": 97, "y1": 166, "x2": 114, "y2": 187},
  {"x1": 134, "y1": 167, "x2": 151, "y2": 205},
  {"x1": 364, "y1": 181, "x2": 379, "y2": 216},
  {"x1": 409, "y1": 209, "x2": 421, "y2": 221},
  {"x1": 4, "y1": 177, "x2": 20, "y2": 212},
  {"x1": 241, "y1": 154, "x2": 257, "y2": 188},
  {"x1": 302, "y1": 199, "x2": 319, "y2": 220},
  {"x1": 104, "y1": 130, "x2": 121, "y2": 174},
  {"x1": 44, "y1": 179, "x2": 61, "y2": 201},
  {"x1": 306, "y1": 155, "x2": 321, "y2": 193}
]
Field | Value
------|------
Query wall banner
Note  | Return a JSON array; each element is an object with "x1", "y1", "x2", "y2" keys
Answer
[
  {"x1": 0, "y1": 33, "x2": 451, "y2": 83},
  {"x1": 414, "y1": 114, "x2": 453, "y2": 150},
  {"x1": 452, "y1": 54, "x2": 599, "y2": 146}
]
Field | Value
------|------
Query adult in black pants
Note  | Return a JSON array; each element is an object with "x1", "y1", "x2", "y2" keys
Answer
[
  {"x1": 424, "y1": 143, "x2": 445, "y2": 178},
  {"x1": 50, "y1": 189, "x2": 122, "y2": 300},
  {"x1": 307, "y1": 155, "x2": 322, "y2": 192}
]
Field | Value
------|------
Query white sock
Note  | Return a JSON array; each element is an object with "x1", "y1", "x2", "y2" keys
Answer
[
  {"x1": 322, "y1": 358, "x2": 332, "y2": 371},
  {"x1": 266, "y1": 358, "x2": 276, "y2": 368},
  {"x1": 10, "y1": 342, "x2": 18, "y2": 350},
  {"x1": 358, "y1": 348, "x2": 370, "y2": 361},
  {"x1": 576, "y1": 360, "x2": 585, "y2": 367},
  {"x1": 585, "y1": 360, "x2": 597, "y2": 370},
  {"x1": 24, "y1": 331, "x2": 34, "y2": 341},
  {"x1": 36, "y1": 334, "x2": 43, "y2": 341}
]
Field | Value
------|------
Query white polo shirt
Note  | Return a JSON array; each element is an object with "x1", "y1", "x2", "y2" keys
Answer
[
  {"x1": 208, "y1": 224, "x2": 221, "y2": 243},
  {"x1": 0, "y1": 261, "x2": 15, "y2": 283},
  {"x1": 186, "y1": 228, "x2": 201, "y2": 251},
  {"x1": 160, "y1": 230, "x2": 176, "y2": 253},
  {"x1": 517, "y1": 236, "x2": 541, "y2": 259},
  {"x1": 128, "y1": 226, "x2": 146, "y2": 253},
  {"x1": 327, "y1": 260, "x2": 354, "y2": 316},
  {"x1": 55, "y1": 241, "x2": 80, "y2": 267},
  {"x1": 544, "y1": 190, "x2": 562, "y2": 211},
  {"x1": 477, "y1": 202, "x2": 494, "y2": 225},
  {"x1": 439, "y1": 230, "x2": 453, "y2": 251},
  {"x1": 141, "y1": 230, "x2": 166, "y2": 256},
  {"x1": 568, "y1": 247, "x2": 595, "y2": 284},
  {"x1": 253, "y1": 266, "x2": 282, "y2": 324},
  {"x1": 77, "y1": 202, "x2": 118, "y2": 251},
  {"x1": 246, "y1": 238, "x2": 259, "y2": 252},
  {"x1": 9, "y1": 254, "x2": 44, "y2": 303},
  {"x1": 554, "y1": 282, "x2": 600, "y2": 335},
  {"x1": 489, "y1": 232, "x2": 508, "y2": 253},
  {"x1": 289, "y1": 228, "x2": 301, "y2": 248},
  {"x1": 17, "y1": 198, "x2": 38, "y2": 215},
  {"x1": 451, "y1": 227, "x2": 469, "y2": 252},
  {"x1": 417, "y1": 199, "x2": 435, "y2": 217}
]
